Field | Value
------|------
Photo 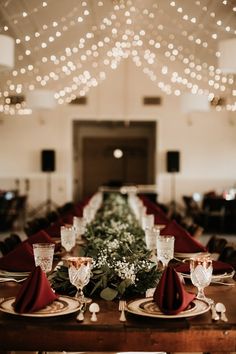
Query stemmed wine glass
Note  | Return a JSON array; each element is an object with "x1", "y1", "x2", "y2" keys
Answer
[
  {"x1": 156, "y1": 235, "x2": 175, "y2": 269},
  {"x1": 60, "y1": 225, "x2": 76, "y2": 256},
  {"x1": 67, "y1": 256, "x2": 93, "y2": 304},
  {"x1": 73, "y1": 216, "x2": 86, "y2": 243},
  {"x1": 190, "y1": 255, "x2": 213, "y2": 302}
]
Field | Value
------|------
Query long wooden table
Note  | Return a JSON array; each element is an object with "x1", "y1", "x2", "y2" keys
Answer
[{"x1": 0, "y1": 280, "x2": 235, "y2": 353}]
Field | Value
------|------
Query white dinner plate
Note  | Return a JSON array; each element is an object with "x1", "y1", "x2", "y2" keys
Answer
[
  {"x1": 0, "y1": 269, "x2": 30, "y2": 278},
  {"x1": 0, "y1": 296, "x2": 81, "y2": 317},
  {"x1": 174, "y1": 252, "x2": 209, "y2": 260},
  {"x1": 126, "y1": 297, "x2": 210, "y2": 319}
]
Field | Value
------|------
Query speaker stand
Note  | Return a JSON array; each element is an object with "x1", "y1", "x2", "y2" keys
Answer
[
  {"x1": 169, "y1": 172, "x2": 177, "y2": 212},
  {"x1": 28, "y1": 173, "x2": 58, "y2": 218}
]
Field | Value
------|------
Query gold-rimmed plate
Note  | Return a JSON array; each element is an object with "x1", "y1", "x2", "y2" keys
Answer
[
  {"x1": 0, "y1": 296, "x2": 81, "y2": 317},
  {"x1": 126, "y1": 298, "x2": 210, "y2": 319},
  {"x1": 0, "y1": 269, "x2": 30, "y2": 278},
  {"x1": 174, "y1": 252, "x2": 209, "y2": 260}
]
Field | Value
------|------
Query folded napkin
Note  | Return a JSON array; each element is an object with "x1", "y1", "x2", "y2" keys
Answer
[
  {"x1": 44, "y1": 219, "x2": 65, "y2": 238},
  {"x1": 160, "y1": 220, "x2": 206, "y2": 253},
  {"x1": 153, "y1": 266, "x2": 195, "y2": 315},
  {"x1": 175, "y1": 260, "x2": 234, "y2": 275},
  {"x1": 14, "y1": 266, "x2": 58, "y2": 313},
  {"x1": 61, "y1": 214, "x2": 74, "y2": 225},
  {"x1": 26, "y1": 230, "x2": 55, "y2": 246},
  {"x1": 0, "y1": 242, "x2": 35, "y2": 272},
  {"x1": 139, "y1": 195, "x2": 170, "y2": 225}
]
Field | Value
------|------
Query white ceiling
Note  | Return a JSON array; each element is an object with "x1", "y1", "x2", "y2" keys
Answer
[{"x1": 0, "y1": 0, "x2": 235, "y2": 114}]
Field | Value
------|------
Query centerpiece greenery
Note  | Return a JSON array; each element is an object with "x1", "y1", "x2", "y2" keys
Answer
[{"x1": 51, "y1": 193, "x2": 161, "y2": 300}]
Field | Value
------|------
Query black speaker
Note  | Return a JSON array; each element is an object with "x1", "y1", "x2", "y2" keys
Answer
[
  {"x1": 166, "y1": 151, "x2": 180, "y2": 173},
  {"x1": 41, "y1": 150, "x2": 55, "y2": 172}
]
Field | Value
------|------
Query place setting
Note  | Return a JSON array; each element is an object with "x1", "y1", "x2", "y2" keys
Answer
[
  {"x1": 0, "y1": 253, "x2": 94, "y2": 319},
  {"x1": 0, "y1": 214, "x2": 95, "y2": 318},
  {"x1": 127, "y1": 235, "x2": 211, "y2": 320}
]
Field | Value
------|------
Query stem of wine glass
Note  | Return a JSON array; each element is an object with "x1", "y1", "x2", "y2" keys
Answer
[
  {"x1": 75, "y1": 288, "x2": 85, "y2": 303},
  {"x1": 160, "y1": 259, "x2": 169, "y2": 270},
  {"x1": 196, "y1": 287, "x2": 206, "y2": 300}
]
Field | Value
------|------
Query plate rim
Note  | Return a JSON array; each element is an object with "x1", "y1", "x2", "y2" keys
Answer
[
  {"x1": 0, "y1": 269, "x2": 30, "y2": 278},
  {"x1": 174, "y1": 251, "x2": 209, "y2": 259},
  {"x1": 178, "y1": 270, "x2": 235, "y2": 281},
  {"x1": 126, "y1": 297, "x2": 210, "y2": 319},
  {"x1": 0, "y1": 295, "x2": 81, "y2": 317}
]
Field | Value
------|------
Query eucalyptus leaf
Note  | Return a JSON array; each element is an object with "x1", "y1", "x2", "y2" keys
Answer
[
  {"x1": 100, "y1": 287, "x2": 118, "y2": 301},
  {"x1": 117, "y1": 278, "x2": 133, "y2": 294}
]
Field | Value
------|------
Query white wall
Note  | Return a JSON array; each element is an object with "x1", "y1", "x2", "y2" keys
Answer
[{"x1": 0, "y1": 58, "x2": 236, "y2": 211}]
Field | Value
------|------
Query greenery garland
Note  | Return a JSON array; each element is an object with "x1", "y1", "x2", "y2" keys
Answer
[{"x1": 51, "y1": 193, "x2": 161, "y2": 300}]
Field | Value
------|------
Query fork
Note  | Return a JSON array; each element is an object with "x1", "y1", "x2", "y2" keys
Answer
[
  {"x1": 76, "y1": 302, "x2": 87, "y2": 322},
  {"x1": 119, "y1": 300, "x2": 127, "y2": 322}
]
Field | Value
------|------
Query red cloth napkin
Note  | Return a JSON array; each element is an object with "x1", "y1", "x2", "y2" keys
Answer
[
  {"x1": 44, "y1": 219, "x2": 65, "y2": 238},
  {"x1": 175, "y1": 260, "x2": 234, "y2": 275},
  {"x1": 139, "y1": 196, "x2": 170, "y2": 225},
  {"x1": 14, "y1": 266, "x2": 58, "y2": 313},
  {"x1": 153, "y1": 266, "x2": 195, "y2": 315},
  {"x1": 0, "y1": 242, "x2": 35, "y2": 272},
  {"x1": 26, "y1": 230, "x2": 56, "y2": 246},
  {"x1": 25, "y1": 230, "x2": 60, "y2": 252},
  {"x1": 160, "y1": 220, "x2": 206, "y2": 253}
]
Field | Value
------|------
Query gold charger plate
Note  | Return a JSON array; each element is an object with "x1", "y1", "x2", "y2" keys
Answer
[
  {"x1": 126, "y1": 298, "x2": 210, "y2": 319},
  {"x1": 0, "y1": 296, "x2": 81, "y2": 317}
]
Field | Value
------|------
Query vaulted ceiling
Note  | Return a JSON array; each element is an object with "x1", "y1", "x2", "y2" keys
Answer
[{"x1": 0, "y1": 0, "x2": 235, "y2": 115}]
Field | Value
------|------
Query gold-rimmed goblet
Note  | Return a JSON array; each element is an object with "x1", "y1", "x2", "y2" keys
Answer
[
  {"x1": 67, "y1": 256, "x2": 93, "y2": 304},
  {"x1": 190, "y1": 255, "x2": 213, "y2": 302}
]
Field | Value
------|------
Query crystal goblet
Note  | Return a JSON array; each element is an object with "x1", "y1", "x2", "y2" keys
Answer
[
  {"x1": 60, "y1": 225, "x2": 76, "y2": 255},
  {"x1": 156, "y1": 234, "x2": 175, "y2": 269},
  {"x1": 190, "y1": 255, "x2": 213, "y2": 301},
  {"x1": 33, "y1": 243, "x2": 55, "y2": 274},
  {"x1": 67, "y1": 256, "x2": 93, "y2": 304},
  {"x1": 73, "y1": 216, "x2": 86, "y2": 243}
]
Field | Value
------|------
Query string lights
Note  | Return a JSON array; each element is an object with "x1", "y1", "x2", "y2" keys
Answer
[{"x1": 0, "y1": 0, "x2": 235, "y2": 115}]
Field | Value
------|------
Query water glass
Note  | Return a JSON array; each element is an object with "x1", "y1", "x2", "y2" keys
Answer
[
  {"x1": 190, "y1": 255, "x2": 213, "y2": 301},
  {"x1": 145, "y1": 226, "x2": 160, "y2": 250},
  {"x1": 142, "y1": 214, "x2": 155, "y2": 231},
  {"x1": 61, "y1": 225, "x2": 76, "y2": 253},
  {"x1": 73, "y1": 216, "x2": 86, "y2": 242},
  {"x1": 156, "y1": 235, "x2": 175, "y2": 268},
  {"x1": 33, "y1": 243, "x2": 55, "y2": 273}
]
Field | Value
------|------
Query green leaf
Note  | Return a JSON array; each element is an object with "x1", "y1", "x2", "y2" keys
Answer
[
  {"x1": 90, "y1": 278, "x2": 103, "y2": 295},
  {"x1": 117, "y1": 278, "x2": 133, "y2": 294},
  {"x1": 100, "y1": 287, "x2": 118, "y2": 301}
]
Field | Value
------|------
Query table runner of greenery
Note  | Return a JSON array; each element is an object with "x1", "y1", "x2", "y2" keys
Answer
[{"x1": 51, "y1": 193, "x2": 161, "y2": 300}]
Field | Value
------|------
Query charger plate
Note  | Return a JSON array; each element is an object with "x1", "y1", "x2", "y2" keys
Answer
[
  {"x1": 126, "y1": 298, "x2": 210, "y2": 319},
  {"x1": 0, "y1": 296, "x2": 81, "y2": 317},
  {"x1": 174, "y1": 252, "x2": 209, "y2": 260},
  {"x1": 0, "y1": 269, "x2": 30, "y2": 278}
]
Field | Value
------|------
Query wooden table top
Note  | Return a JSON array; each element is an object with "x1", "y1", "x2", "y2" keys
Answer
[{"x1": 0, "y1": 280, "x2": 235, "y2": 353}]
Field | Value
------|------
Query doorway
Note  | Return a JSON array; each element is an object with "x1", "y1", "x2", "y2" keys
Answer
[{"x1": 73, "y1": 121, "x2": 156, "y2": 199}]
